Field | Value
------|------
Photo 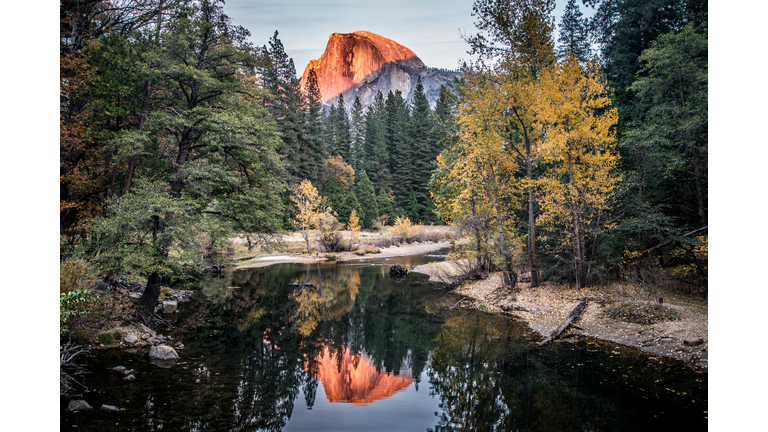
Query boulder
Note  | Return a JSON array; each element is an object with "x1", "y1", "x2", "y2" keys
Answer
[
  {"x1": 137, "y1": 324, "x2": 156, "y2": 337},
  {"x1": 161, "y1": 301, "x2": 178, "y2": 314},
  {"x1": 100, "y1": 404, "x2": 120, "y2": 412},
  {"x1": 149, "y1": 344, "x2": 179, "y2": 361},
  {"x1": 68, "y1": 400, "x2": 92, "y2": 411},
  {"x1": 110, "y1": 366, "x2": 126, "y2": 373},
  {"x1": 684, "y1": 338, "x2": 704, "y2": 346},
  {"x1": 124, "y1": 334, "x2": 138, "y2": 344}
]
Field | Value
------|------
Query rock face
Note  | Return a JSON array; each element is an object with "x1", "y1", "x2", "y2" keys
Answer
[{"x1": 300, "y1": 31, "x2": 458, "y2": 110}]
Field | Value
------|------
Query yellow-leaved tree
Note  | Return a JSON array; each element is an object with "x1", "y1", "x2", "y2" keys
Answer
[
  {"x1": 533, "y1": 57, "x2": 620, "y2": 288},
  {"x1": 290, "y1": 179, "x2": 324, "y2": 254},
  {"x1": 433, "y1": 68, "x2": 527, "y2": 287},
  {"x1": 348, "y1": 209, "x2": 361, "y2": 242}
]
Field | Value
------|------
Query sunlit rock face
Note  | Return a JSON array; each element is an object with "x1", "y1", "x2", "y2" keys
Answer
[
  {"x1": 300, "y1": 31, "x2": 458, "y2": 110},
  {"x1": 310, "y1": 346, "x2": 414, "y2": 406}
]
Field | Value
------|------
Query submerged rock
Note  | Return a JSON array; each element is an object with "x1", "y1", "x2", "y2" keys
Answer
[
  {"x1": 110, "y1": 366, "x2": 126, "y2": 373},
  {"x1": 68, "y1": 400, "x2": 92, "y2": 411},
  {"x1": 100, "y1": 404, "x2": 120, "y2": 412},
  {"x1": 123, "y1": 374, "x2": 136, "y2": 381}
]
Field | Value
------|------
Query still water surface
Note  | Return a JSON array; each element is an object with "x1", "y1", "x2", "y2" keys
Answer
[{"x1": 61, "y1": 251, "x2": 707, "y2": 431}]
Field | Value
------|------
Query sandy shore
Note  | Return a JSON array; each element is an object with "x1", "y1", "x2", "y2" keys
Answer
[
  {"x1": 235, "y1": 241, "x2": 451, "y2": 269},
  {"x1": 413, "y1": 262, "x2": 708, "y2": 369}
]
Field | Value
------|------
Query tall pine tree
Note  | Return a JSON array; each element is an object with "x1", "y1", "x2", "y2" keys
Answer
[{"x1": 557, "y1": 0, "x2": 591, "y2": 62}]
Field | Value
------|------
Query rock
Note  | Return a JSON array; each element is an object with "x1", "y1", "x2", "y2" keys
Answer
[
  {"x1": 138, "y1": 324, "x2": 156, "y2": 337},
  {"x1": 68, "y1": 400, "x2": 92, "y2": 411},
  {"x1": 125, "y1": 348, "x2": 137, "y2": 354},
  {"x1": 123, "y1": 369, "x2": 134, "y2": 375},
  {"x1": 110, "y1": 366, "x2": 126, "y2": 373},
  {"x1": 123, "y1": 374, "x2": 135, "y2": 381},
  {"x1": 147, "y1": 337, "x2": 157, "y2": 345},
  {"x1": 149, "y1": 344, "x2": 179, "y2": 361},
  {"x1": 124, "y1": 334, "x2": 138, "y2": 344},
  {"x1": 684, "y1": 338, "x2": 704, "y2": 346},
  {"x1": 300, "y1": 31, "x2": 458, "y2": 110},
  {"x1": 161, "y1": 301, "x2": 177, "y2": 314},
  {"x1": 100, "y1": 404, "x2": 120, "y2": 412},
  {"x1": 141, "y1": 333, "x2": 150, "y2": 340}
]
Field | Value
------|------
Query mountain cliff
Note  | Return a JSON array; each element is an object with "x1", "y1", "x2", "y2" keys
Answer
[{"x1": 300, "y1": 31, "x2": 458, "y2": 110}]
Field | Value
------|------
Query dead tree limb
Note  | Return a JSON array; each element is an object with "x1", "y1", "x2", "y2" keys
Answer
[{"x1": 538, "y1": 298, "x2": 589, "y2": 346}]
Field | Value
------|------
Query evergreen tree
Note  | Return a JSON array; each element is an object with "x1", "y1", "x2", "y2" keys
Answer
[
  {"x1": 363, "y1": 91, "x2": 389, "y2": 191},
  {"x1": 350, "y1": 96, "x2": 366, "y2": 173},
  {"x1": 377, "y1": 188, "x2": 394, "y2": 225},
  {"x1": 354, "y1": 171, "x2": 379, "y2": 228},
  {"x1": 338, "y1": 192, "x2": 363, "y2": 226},
  {"x1": 331, "y1": 94, "x2": 352, "y2": 163},
  {"x1": 409, "y1": 77, "x2": 436, "y2": 222},
  {"x1": 260, "y1": 31, "x2": 304, "y2": 184},
  {"x1": 323, "y1": 177, "x2": 344, "y2": 214},
  {"x1": 404, "y1": 188, "x2": 420, "y2": 222},
  {"x1": 557, "y1": 0, "x2": 591, "y2": 62},
  {"x1": 301, "y1": 68, "x2": 326, "y2": 184},
  {"x1": 85, "y1": 0, "x2": 284, "y2": 314},
  {"x1": 384, "y1": 90, "x2": 412, "y2": 207}
]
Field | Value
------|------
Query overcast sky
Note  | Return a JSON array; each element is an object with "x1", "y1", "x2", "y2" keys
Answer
[{"x1": 222, "y1": 0, "x2": 596, "y2": 74}]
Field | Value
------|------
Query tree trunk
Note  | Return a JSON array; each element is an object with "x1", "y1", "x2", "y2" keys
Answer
[
  {"x1": 526, "y1": 151, "x2": 539, "y2": 288},
  {"x1": 568, "y1": 148, "x2": 586, "y2": 289},
  {"x1": 538, "y1": 297, "x2": 589, "y2": 346},
  {"x1": 139, "y1": 272, "x2": 162, "y2": 315}
]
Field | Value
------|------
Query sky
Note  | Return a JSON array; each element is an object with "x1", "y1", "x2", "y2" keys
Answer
[{"x1": 222, "y1": 0, "x2": 596, "y2": 74}]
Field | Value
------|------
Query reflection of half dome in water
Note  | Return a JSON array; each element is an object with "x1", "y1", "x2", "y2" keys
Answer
[{"x1": 310, "y1": 346, "x2": 413, "y2": 406}]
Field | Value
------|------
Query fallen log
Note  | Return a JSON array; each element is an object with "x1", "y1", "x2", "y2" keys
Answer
[{"x1": 538, "y1": 297, "x2": 589, "y2": 346}]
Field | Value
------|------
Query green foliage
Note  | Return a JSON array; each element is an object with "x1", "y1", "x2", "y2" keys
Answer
[
  {"x1": 557, "y1": 0, "x2": 591, "y2": 62},
  {"x1": 376, "y1": 189, "x2": 394, "y2": 225},
  {"x1": 60, "y1": 289, "x2": 100, "y2": 335},
  {"x1": 98, "y1": 332, "x2": 115, "y2": 345},
  {"x1": 337, "y1": 192, "x2": 363, "y2": 226},
  {"x1": 354, "y1": 171, "x2": 379, "y2": 228}
]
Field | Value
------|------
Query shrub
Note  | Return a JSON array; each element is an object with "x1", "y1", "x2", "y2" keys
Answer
[
  {"x1": 60, "y1": 258, "x2": 95, "y2": 294},
  {"x1": 98, "y1": 332, "x2": 115, "y2": 345},
  {"x1": 354, "y1": 250, "x2": 366, "y2": 256},
  {"x1": 604, "y1": 302, "x2": 680, "y2": 324},
  {"x1": 60, "y1": 289, "x2": 100, "y2": 335},
  {"x1": 324, "y1": 253, "x2": 337, "y2": 260},
  {"x1": 361, "y1": 245, "x2": 381, "y2": 254}
]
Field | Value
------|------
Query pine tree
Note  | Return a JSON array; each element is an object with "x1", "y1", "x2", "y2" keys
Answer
[
  {"x1": 350, "y1": 96, "x2": 366, "y2": 173},
  {"x1": 384, "y1": 90, "x2": 412, "y2": 207},
  {"x1": 332, "y1": 94, "x2": 352, "y2": 163},
  {"x1": 364, "y1": 91, "x2": 389, "y2": 191},
  {"x1": 323, "y1": 177, "x2": 344, "y2": 214},
  {"x1": 338, "y1": 192, "x2": 362, "y2": 226},
  {"x1": 301, "y1": 68, "x2": 326, "y2": 185},
  {"x1": 557, "y1": 0, "x2": 591, "y2": 63},
  {"x1": 261, "y1": 31, "x2": 304, "y2": 184},
  {"x1": 409, "y1": 77, "x2": 436, "y2": 222},
  {"x1": 377, "y1": 188, "x2": 394, "y2": 225},
  {"x1": 354, "y1": 171, "x2": 379, "y2": 228},
  {"x1": 405, "y1": 188, "x2": 420, "y2": 222}
]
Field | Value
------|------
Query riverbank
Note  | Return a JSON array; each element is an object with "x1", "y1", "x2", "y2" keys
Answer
[
  {"x1": 412, "y1": 263, "x2": 708, "y2": 369},
  {"x1": 235, "y1": 241, "x2": 451, "y2": 269}
]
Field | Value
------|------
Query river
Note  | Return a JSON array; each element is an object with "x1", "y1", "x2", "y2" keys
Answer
[{"x1": 61, "y1": 250, "x2": 707, "y2": 431}]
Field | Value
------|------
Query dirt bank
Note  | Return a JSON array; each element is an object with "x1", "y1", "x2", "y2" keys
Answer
[
  {"x1": 235, "y1": 241, "x2": 451, "y2": 269},
  {"x1": 412, "y1": 263, "x2": 708, "y2": 369}
]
